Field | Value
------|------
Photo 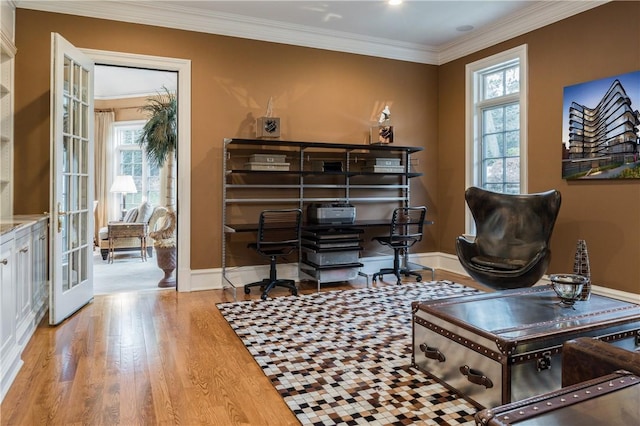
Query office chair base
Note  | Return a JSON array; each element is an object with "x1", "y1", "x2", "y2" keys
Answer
[
  {"x1": 372, "y1": 268, "x2": 423, "y2": 285},
  {"x1": 244, "y1": 278, "x2": 298, "y2": 300}
]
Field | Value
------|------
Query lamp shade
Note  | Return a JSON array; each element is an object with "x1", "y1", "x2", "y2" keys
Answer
[{"x1": 110, "y1": 175, "x2": 138, "y2": 194}]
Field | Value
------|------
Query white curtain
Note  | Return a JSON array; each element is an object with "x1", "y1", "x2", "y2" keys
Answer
[{"x1": 94, "y1": 110, "x2": 115, "y2": 244}]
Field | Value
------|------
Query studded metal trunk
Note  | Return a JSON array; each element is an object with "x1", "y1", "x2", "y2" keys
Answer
[{"x1": 412, "y1": 286, "x2": 640, "y2": 409}]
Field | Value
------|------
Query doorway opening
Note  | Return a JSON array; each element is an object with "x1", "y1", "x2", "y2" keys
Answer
[
  {"x1": 83, "y1": 48, "x2": 192, "y2": 294},
  {"x1": 92, "y1": 64, "x2": 177, "y2": 295}
]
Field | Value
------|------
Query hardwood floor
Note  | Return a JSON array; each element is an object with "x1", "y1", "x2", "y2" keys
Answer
[{"x1": 0, "y1": 271, "x2": 478, "y2": 425}]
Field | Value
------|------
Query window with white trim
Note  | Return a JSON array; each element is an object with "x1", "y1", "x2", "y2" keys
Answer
[
  {"x1": 114, "y1": 121, "x2": 160, "y2": 208},
  {"x1": 465, "y1": 45, "x2": 528, "y2": 232}
]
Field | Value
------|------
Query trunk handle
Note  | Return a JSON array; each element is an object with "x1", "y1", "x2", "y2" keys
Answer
[
  {"x1": 419, "y1": 343, "x2": 446, "y2": 362},
  {"x1": 460, "y1": 365, "x2": 493, "y2": 388}
]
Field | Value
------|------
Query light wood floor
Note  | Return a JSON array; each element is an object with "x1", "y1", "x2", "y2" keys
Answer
[{"x1": 0, "y1": 271, "x2": 478, "y2": 425}]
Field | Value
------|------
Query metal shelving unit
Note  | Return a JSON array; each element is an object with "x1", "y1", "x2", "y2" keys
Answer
[{"x1": 221, "y1": 138, "x2": 425, "y2": 297}]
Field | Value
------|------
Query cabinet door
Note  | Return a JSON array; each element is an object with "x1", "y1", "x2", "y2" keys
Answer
[
  {"x1": 14, "y1": 229, "x2": 32, "y2": 345},
  {"x1": 0, "y1": 237, "x2": 15, "y2": 364},
  {"x1": 31, "y1": 221, "x2": 48, "y2": 321}
]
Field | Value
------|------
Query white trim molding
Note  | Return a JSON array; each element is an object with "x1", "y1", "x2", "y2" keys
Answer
[
  {"x1": 464, "y1": 44, "x2": 528, "y2": 233},
  {"x1": 435, "y1": 252, "x2": 640, "y2": 304},
  {"x1": 438, "y1": 1, "x2": 608, "y2": 64},
  {"x1": 18, "y1": 0, "x2": 609, "y2": 65},
  {"x1": 193, "y1": 251, "x2": 640, "y2": 305},
  {"x1": 83, "y1": 48, "x2": 193, "y2": 292}
]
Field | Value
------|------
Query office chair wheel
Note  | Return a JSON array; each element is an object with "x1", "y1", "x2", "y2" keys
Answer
[
  {"x1": 291, "y1": 288, "x2": 298, "y2": 296},
  {"x1": 244, "y1": 287, "x2": 251, "y2": 295},
  {"x1": 416, "y1": 275, "x2": 422, "y2": 282}
]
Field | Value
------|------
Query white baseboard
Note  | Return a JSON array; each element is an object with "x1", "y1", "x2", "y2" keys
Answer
[
  {"x1": 188, "y1": 252, "x2": 640, "y2": 304},
  {"x1": 189, "y1": 253, "x2": 441, "y2": 291}
]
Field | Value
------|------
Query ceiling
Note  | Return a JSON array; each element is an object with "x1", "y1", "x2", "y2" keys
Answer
[
  {"x1": 94, "y1": 66, "x2": 177, "y2": 99},
  {"x1": 173, "y1": 0, "x2": 538, "y2": 46},
  {"x1": 17, "y1": 0, "x2": 607, "y2": 98}
]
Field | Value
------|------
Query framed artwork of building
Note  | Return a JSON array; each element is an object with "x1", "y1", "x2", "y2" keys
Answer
[{"x1": 562, "y1": 71, "x2": 640, "y2": 180}]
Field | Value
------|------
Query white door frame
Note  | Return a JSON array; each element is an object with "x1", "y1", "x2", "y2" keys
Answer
[{"x1": 82, "y1": 49, "x2": 192, "y2": 291}]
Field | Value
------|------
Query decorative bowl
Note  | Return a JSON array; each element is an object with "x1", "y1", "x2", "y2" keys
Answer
[{"x1": 549, "y1": 274, "x2": 589, "y2": 306}]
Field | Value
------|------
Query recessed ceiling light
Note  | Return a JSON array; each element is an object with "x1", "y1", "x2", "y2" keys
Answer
[
  {"x1": 456, "y1": 25, "x2": 475, "y2": 32},
  {"x1": 389, "y1": 0, "x2": 403, "y2": 5}
]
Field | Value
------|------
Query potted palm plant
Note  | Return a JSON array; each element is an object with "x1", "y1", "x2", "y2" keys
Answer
[{"x1": 137, "y1": 87, "x2": 177, "y2": 287}]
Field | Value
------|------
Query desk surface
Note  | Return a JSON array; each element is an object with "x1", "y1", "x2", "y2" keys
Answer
[{"x1": 225, "y1": 219, "x2": 434, "y2": 233}]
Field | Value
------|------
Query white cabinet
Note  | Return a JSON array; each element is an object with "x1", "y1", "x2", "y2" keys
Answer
[
  {"x1": 0, "y1": 232, "x2": 21, "y2": 402},
  {"x1": 31, "y1": 220, "x2": 48, "y2": 323},
  {"x1": 0, "y1": 4, "x2": 15, "y2": 219},
  {"x1": 0, "y1": 1, "x2": 15, "y2": 43},
  {"x1": 0, "y1": 216, "x2": 48, "y2": 402},
  {"x1": 14, "y1": 227, "x2": 34, "y2": 347}
]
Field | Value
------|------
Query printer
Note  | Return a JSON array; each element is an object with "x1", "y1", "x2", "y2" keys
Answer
[{"x1": 307, "y1": 203, "x2": 356, "y2": 225}]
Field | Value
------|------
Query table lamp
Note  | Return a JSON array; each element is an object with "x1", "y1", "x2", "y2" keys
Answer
[{"x1": 110, "y1": 175, "x2": 137, "y2": 219}]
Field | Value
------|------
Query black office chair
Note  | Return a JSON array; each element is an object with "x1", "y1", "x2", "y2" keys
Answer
[
  {"x1": 244, "y1": 209, "x2": 302, "y2": 300},
  {"x1": 372, "y1": 206, "x2": 427, "y2": 285},
  {"x1": 456, "y1": 187, "x2": 561, "y2": 291}
]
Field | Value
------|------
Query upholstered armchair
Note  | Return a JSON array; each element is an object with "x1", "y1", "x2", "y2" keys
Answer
[
  {"x1": 456, "y1": 187, "x2": 561, "y2": 291},
  {"x1": 98, "y1": 203, "x2": 167, "y2": 260}
]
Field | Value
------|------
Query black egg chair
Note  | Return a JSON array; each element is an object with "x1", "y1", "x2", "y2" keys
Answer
[{"x1": 456, "y1": 187, "x2": 561, "y2": 291}]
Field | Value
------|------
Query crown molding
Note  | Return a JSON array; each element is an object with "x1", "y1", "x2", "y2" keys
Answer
[
  {"x1": 17, "y1": 0, "x2": 610, "y2": 65},
  {"x1": 438, "y1": 0, "x2": 610, "y2": 64},
  {"x1": 17, "y1": 0, "x2": 439, "y2": 63},
  {"x1": 0, "y1": 29, "x2": 17, "y2": 55}
]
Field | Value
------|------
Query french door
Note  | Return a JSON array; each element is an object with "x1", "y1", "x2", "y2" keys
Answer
[{"x1": 49, "y1": 33, "x2": 95, "y2": 325}]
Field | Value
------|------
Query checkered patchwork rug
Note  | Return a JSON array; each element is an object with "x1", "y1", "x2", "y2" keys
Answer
[{"x1": 218, "y1": 281, "x2": 483, "y2": 425}]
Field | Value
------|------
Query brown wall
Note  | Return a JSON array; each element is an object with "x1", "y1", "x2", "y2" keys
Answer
[
  {"x1": 13, "y1": 9, "x2": 438, "y2": 271},
  {"x1": 438, "y1": 1, "x2": 640, "y2": 294},
  {"x1": 14, "y1": 3, "x2": 640, "y2": 294}
]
